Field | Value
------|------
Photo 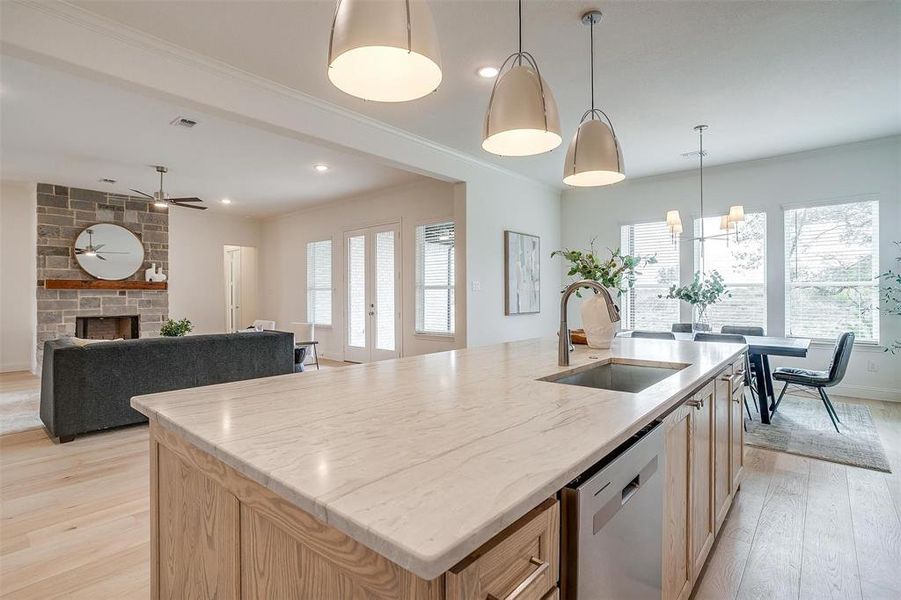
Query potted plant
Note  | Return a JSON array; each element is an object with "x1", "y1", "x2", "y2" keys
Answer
[
  {"x1": 159, "y1": 318, "x2": 193, "y2": 337},
  {"x1": 660, "y1": 271, "x2": 730, "y2": 331},
  {"x1": 552, "y1": 239, "x2": 656, "y2": 348}
]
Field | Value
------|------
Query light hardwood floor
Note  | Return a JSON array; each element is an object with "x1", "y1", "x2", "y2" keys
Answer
[{"x1": 1, "y1": 372, "x2": 899, "y2": 599}]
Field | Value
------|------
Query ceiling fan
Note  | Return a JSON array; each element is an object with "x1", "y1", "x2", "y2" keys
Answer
[
  {"x1": 129, "y1": 165, "x2": 207, "y2": 210},
  {"x1": 75, "y1": 228, "x2": 128, "y2": 261}
]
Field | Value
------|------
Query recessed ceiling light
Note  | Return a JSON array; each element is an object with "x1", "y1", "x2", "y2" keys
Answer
[
  {"x1": 314, "y1": 164, "x2": 329, "y2": 172},
  {"x1": 477, "y1": 66, "x2": 499, "y2": 79},
  {"x1": 220, "y1": 198, "x2": 232, "y2": 205}
]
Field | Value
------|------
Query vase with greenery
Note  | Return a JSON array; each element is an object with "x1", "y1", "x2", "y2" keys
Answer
[
  {"x1": 660, "y1": 271, "x2": 731, "y2": 332},
  {"x1": 551, "y1": 239, "x2": 657, "y2": 296},
  {"x1": 160, "y1": 318, "x2": 193, "y2": 337},
  {"x1": 879, "y1": 241, "x2": 901, "y2": 354},
  {"x1": 552, "y1": 240, "x2": 657, "y2": 348}
]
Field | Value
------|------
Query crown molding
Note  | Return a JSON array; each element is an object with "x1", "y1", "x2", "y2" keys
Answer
[{"x1": 10, "y1": 0, "x2": 559, "y2": 195}]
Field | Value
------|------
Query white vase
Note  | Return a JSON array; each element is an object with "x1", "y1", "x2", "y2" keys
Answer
[
  {"x1": 581, "y1": 291, "x2": 620, "y2": 349},
  {"x1": 144, "y1": 263, "x2": 156, "y2": 283}
]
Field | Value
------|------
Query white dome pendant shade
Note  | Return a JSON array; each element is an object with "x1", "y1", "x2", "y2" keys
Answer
[
  {"x1": 328, "y1": 0, "x2": 442, "y2": 102},
  {"x1": 563, "y1": 116, "x2": 624, "y2": 186},
  {"x1": 562, "y1": 11, "x2": 624, "y2": 187},
  {"x1": 482, "y1": 0, "x2": 561, "y2": 157}
]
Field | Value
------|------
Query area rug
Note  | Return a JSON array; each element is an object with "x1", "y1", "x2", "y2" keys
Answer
[
  {"x1": 745, "y1": 394, "x2": 891, "y2": 473},
  {"x1": 0, "y1": 389, "x2": 42, "y2": 436}
]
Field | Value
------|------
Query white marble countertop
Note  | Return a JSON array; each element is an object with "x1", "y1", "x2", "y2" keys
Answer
[{"x1": 132, "y1": 336, "x2": 744, "y2": 580}]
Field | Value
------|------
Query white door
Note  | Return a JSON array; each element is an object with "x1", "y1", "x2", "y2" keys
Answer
[
  {"x1": 225, "y1": 247, "x2": 242, "y2": 331},
  {"x1": 344, "y1": 223, "x2": 401, "y2": 362}
]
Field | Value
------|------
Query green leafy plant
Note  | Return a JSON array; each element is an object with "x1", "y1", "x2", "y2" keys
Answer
[
  {"x1": 160, "y1": 318, "x2": 193, "y2": 337},
  {"x1": 552, "y1": 238, "x2": 657, "y2": 297},
  {"x1": 878, "y1": 241, "x2": 901, "y2": 354},
  {"x1": 660, "y1": 271, "x2": 731, "y2": 323}
]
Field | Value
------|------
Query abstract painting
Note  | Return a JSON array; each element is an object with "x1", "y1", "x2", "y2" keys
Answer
[{"x1": 504, "y1": 230, "x2": 541, "y2": 315}]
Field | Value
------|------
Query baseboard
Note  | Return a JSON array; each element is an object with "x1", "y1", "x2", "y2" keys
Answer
[
  {"x1": 0, "y1": 362, "x2": 33, "y2": 374},
  {"x1": 831, "y1": 383, "x2": 901, "y2": 402}
]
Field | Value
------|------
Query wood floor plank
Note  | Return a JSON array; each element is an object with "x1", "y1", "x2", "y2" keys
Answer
[
  {"x1": 735, "y1": 453, "x2": 810, "y2": 600},
  {"x1": 799, "y1": 460, "x2": 861, "y2": 600},
  {"x1": 847, "y1": 467, "x2": 901, "y2": 599}
]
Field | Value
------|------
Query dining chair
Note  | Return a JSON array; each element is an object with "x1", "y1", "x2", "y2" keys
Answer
[
  {"x1": 672, "y1": 323, "x2": 693, "y2": 333},
  {"x1": 290, "y1": 322, "x2": 320, "y2": 370},
  {"x1": 692, "y1": 332, "x2": 755, "y2": 421},
  {"x1": 631, "y1": 331, "x2": 676, "y2": 340},
  {"x1": 771, "y1": 332, "x2": 854, "y2": 433}
]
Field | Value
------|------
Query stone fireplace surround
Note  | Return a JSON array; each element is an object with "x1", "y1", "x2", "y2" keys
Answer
[{"x1": 36, "y1": 183, "x2": 169, "y2": 366}]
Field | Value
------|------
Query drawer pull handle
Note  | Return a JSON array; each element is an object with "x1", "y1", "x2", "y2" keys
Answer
[
  {"x1": 487, "y1": 557, "x2": 549, "y2": 600},
  {"x1": 686, "y1": 398, "x2": 704, "y2": 410}
]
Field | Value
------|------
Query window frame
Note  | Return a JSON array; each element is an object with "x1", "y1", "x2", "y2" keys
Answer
[
  {"x1": 305, "y1": 238, "x2": 333, "y2": 328},
  {"x1": 783, "y1": 198, "x2": 880, "y2": 344},
  {"x1": 414, "y1": 219, "x2": 456, "y2": 338}
]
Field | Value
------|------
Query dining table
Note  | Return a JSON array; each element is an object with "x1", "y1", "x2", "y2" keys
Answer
[{"x1": 620, "y1": 331, "x2": 811, "y2": 424}]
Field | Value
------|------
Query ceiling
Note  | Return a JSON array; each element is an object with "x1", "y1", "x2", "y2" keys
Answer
[
  {"x1": 69, "y1": 0, "x2": 901, "y2": 187},
  {"x1": 0, "y1": 55, "x2": 426, "y2": 218}
]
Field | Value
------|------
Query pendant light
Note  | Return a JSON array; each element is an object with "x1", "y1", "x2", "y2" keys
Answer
[
  {"x1": 563, "y1": 11, "x2": 624, "y2": 187},
  {"x1": 482, "y1": 0, "x2": 561, "y2": 156},
  {"x1": 328, "y1": 0, "x2": 442, "y2": 102}
]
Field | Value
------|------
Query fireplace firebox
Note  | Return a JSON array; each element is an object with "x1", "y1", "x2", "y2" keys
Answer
[{"x1": 75, "y1": 315, "x2": 140, "y2": 340}]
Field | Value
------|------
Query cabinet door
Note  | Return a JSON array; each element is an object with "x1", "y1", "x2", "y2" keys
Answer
[
  {"x1": 731, "y1": 378, "x2": 746, "y2": 492},
  {"x1": 690, "y1": 382, "x2": 715, "y2": 577},
  {"x1": 663, "y1": 404, "x2": 693, "y2": 600},
  {"x1": 713, "y1": 371, "x2": 732, "y2": 532}
]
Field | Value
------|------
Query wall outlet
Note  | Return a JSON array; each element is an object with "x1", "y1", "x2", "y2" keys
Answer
[
  {"x1": 867, "y1": 360, "x2": 878, "y2": 373},
  {"x1": 471, "y1": 280, "x2": 481, "y2": 292}
]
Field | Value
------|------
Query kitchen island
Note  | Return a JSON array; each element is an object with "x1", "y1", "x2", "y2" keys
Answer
[{"x1": 133, "y1": 336, "x2": 747, "y2": 600}]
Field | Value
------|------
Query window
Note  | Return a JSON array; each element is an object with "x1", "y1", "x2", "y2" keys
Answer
[
  {"x1": 306, "y1": 239, "x2": 332, "y2": 326},
  {"x1": 416, "y1": 221, "x2": 455, "y2": 335},
  {"x1": 620, "y1": 221, "x2": 680, "y2": 331},
  {"x1": 785, "y1": 200, "x2": 879, "y2": 342},
  {"x1": 694, "y1": 212, "x2": 767, "y2": 332}
]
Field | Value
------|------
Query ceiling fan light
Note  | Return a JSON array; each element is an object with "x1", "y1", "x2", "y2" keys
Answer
[
  {"x1": 328, "y1": 0, "x2": 442, "y2": 102},
  {"x1": 727, "y1": 204, "x2": 745, "y2": 223},
  {"x1": 563, "y1": 119, "x2": 624, "y2": 187},
  {"x1": 154, "y1": 201, "x2": 168, "y2": 209},
  {"x1": 483, "y1": 64, "x2": 561, "y2": 156}
]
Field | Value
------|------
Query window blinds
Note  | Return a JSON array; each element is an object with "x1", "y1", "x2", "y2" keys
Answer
[
  {"x1": 620, "y1": 221, "x2": 681, "y2": 331},
  {"x1": 416, "y1": 222, "x2": 455, "y2": 335},
  {"x1": 306, "y1": 239, "x2": 332, "y2": 326}
]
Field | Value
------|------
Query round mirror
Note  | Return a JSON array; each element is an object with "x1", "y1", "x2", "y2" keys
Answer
[{"x1": 73, "y1": 224, "x2": 145, "y2": 280}]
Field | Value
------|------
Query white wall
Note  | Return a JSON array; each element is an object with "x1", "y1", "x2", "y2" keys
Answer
[
  {"x1": 562, "y1": 137, "x2": 901, "y2": 400},
  {"x1": 0, "y1": 180, "x2": 37, "y2": 372},
  {"x1": 168, "y1": 209, "x2": 262, "y2": 335},
  {"x1": 260, "y1": 179, "x2": 463, "y2": 360}
]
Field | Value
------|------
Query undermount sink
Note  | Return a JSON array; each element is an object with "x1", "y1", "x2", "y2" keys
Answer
[{"x1": 540, "y1": 359, "x2": 688, "y2": 394}]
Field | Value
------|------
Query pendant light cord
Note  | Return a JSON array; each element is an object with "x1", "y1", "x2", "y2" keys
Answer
[
  {"x1": 517, "y1": 0, "x2": 523, "y2": 65},
  {"x1": 699, "y1": 127, "x2": 705, "y2": 272},
  {"x1": 589, "y1": 19, "x2": 595, "y2": 114}
]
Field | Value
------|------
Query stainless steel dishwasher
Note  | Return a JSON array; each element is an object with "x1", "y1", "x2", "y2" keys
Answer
[{"x1": 561, "y1": 420, "x2": 665, "y2": 600}]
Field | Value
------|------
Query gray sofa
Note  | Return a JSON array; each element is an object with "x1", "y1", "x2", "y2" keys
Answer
[{"x1": 40, "y1": 331, "x2": 294, "y2": 442}]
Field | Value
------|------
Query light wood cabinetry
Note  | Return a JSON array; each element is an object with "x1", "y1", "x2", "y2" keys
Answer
[
  {"x1": 446, "y1": 499, "x2": 559, "y2": 600},
  {"x1": 662, "y1": 357, "x2": 747, "y2": 600},
  {"x1": 663, "y1": 403, "x2": 693, "y2": 600},
  {"x1": 689, "y1": 381, "x2": 716, "y2": 578}
]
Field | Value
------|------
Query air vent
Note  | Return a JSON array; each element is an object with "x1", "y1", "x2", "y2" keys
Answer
[
  {"x1": 98, "y1": 178, "x2": 117, "y2": 184},
  {"x1": 170, "y1": 116, "x2": 198, "y2": 128},
  {"x1": 681, "y1": 150, "x2": 707, "y2": 158}
]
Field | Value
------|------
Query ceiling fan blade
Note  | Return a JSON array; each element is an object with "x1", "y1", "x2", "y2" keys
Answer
[
  {"x1": 172, "y1": 202, "x2": 207, "y2": 210},
  {"x1": 97, "y1": 251, "x2": 129, "y2": 254},
  {"x1": 169, "y1": 197, "x2": 203, "y2": 203},
  {"x1": 97, "y1": 254, "x2": 107, "y2": 261},
  {"x1": 129, "y1": 188, "x2": 156, "y2": 200},
  {"x1": 94, "y1": 244, "x2": 105, "y2": 251}
]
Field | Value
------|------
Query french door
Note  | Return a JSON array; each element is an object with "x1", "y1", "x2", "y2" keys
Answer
[
  {"x1": 344, "y1": 223, "x2": 401, "y2": 362},
  {"x1": 225, "y1": 247, "x2": 242, "y2": 332}
]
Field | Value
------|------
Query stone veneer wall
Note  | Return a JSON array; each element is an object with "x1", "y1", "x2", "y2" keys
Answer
[{"x1": 36, "y1": 183, "x2": 169, "y2": 366}]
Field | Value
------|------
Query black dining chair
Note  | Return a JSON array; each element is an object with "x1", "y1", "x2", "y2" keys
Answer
[
  {"x1": 631, "y1": 331, "x2": 676, "y2": 340},
  {"x1": 672, "y1": 323, "x2": 693, "y2": 333},
  {"x1": 771, "y1": 332, "x2": 855, "y2": 433},
  {"x1": 692, "y1": 332, "x2": 755, "y2": 421},
  {"x1": 721, "y1": 326, "x2": 766, "y2": 411}
]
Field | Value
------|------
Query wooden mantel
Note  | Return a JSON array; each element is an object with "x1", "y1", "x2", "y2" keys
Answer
[{"x1": 44, "y1": 279, "x2": 168, "y2": 291}]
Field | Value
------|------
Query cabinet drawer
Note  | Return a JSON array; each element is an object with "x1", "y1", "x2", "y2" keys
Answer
[{"x1": 447, "y1": 498, "x2": 559, "y2": 600}]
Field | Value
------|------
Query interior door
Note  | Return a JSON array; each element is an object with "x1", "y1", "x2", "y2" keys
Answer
[
  {"x1": 344, "y1": 223, "x2": 401, "y2": 362},
  {"x1": 225, "y1": 247, "x2": 242, "y2": 332}
]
